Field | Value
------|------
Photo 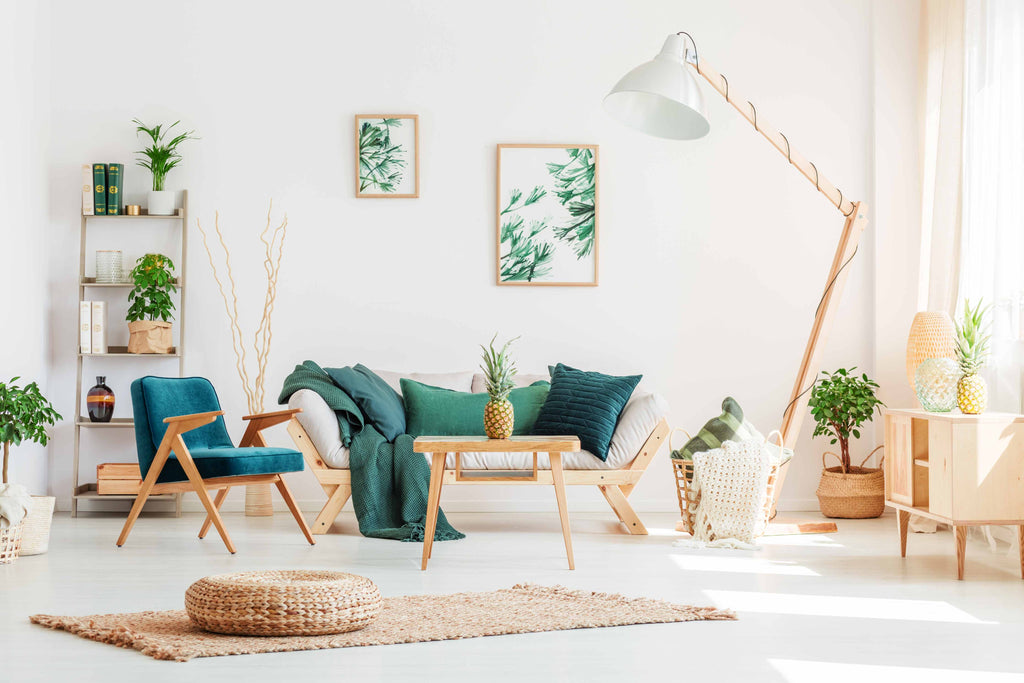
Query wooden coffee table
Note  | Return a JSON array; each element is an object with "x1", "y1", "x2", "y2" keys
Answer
[{"x1": 413, "y1": 435, "x2": 581, "y2": 570}]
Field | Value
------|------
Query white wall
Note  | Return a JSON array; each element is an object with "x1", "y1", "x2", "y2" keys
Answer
[
  {"x1": 0, "y1": 1, "x2": 51, "y2": 493},
  {"x1": 37, "y1": 0, "x2": 910, "y2": 514}
]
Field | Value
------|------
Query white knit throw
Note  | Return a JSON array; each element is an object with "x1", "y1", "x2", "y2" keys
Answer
[{"x1": 675, "y1": 439, "x2": 774, "y2": 550}]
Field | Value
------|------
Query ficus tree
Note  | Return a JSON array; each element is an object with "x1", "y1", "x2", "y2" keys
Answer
[
  {"x1": 808, "y1": 368, "x2": 884, "y2": 473},
  {"x1": 0, "y1": 377, "x2": 62, "y2": 484}
]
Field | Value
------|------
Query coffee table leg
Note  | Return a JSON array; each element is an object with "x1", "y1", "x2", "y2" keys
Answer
[
  {"x1": 549, "y1": 452, "x2": 575, "y2": 570},
  {"x1": 422, "y1": 453, "x2": 446, "y2": 570}
]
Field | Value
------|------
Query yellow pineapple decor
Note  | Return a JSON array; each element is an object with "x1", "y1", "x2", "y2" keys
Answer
[
  {"x1": 954, "y1": 299, "x2": 991, "y2": 414},
  {"x1": 480, "y1": 334, "x2": 520, "y2": 439}
]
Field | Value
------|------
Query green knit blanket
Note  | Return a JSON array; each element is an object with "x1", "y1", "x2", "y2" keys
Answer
[{"x1": 279, "y1": 361, "x2": 464, "y2": 543}]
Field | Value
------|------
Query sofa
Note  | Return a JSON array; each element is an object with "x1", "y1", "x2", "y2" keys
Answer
[{"x1": 285, "y1": 368, "x2": 670, "y2": 535}]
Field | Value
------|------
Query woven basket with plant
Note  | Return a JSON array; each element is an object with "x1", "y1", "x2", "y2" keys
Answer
[{"x1": 809, "y1": 368, "x2": 885, "y2": 519}]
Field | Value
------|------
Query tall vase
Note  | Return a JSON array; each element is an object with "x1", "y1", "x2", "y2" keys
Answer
[{"x1": 906, "y1": 311, "x2": 957, "y2": 391}]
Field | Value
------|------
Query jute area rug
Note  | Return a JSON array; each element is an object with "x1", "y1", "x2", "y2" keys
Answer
[{"x1": 31, "y1": 583, "x2": 734, "y2": 662}]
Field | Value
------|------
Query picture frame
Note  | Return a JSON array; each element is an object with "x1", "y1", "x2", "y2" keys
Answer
[
  {"x1": 355, "y1": 114, "x2": 420, "y2": 198},
  {"x1": 496, "y1": 144, "x2": 599, "y2": 286}
]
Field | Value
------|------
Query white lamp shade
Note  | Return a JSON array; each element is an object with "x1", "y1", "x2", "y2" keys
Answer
[{"x1": 604, "y1": 34, "x2": 710, "y2": 140}]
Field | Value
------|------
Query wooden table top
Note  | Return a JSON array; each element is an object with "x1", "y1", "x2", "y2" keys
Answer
[{"x1": 412, "y1": 435, "x2": 581, "y2": 453}]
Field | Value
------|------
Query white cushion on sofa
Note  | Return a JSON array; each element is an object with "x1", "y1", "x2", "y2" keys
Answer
[
  {"x1": 373, "y1": 369, "x2": 475, "y2": 393},
  {"x1": 470, "y1": 372, "x2": 551, "y2": 393},
  {"x1": 289, "y1": 385, "x2": 668, "y2": 471}
]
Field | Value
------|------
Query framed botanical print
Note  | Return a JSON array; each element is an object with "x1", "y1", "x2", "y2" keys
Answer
[
  {"x1": 496, "y1": 144, "x2": 598, "y2": 286},
  {"x1": 355, "y1": 114, "x2": 419, "y2": 198}
]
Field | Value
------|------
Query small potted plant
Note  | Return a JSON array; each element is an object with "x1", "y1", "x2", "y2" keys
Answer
[
  {"x1": 0, "y1": 376, "x2": 62, "y2": 559},
  {"x1": 809, "y1": 368, "x2": 885, "y2": 518},
  {"x1": 127, "y1": 253, "x2": 177, "y2": 354},
  {"x1": 133, "y1": 118, "x2": 197, "y2": 215}
]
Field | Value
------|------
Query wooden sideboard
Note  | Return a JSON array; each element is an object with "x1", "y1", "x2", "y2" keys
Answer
[{"x1": 883, "y1": 408, "x2": 1024, "y2": 579}]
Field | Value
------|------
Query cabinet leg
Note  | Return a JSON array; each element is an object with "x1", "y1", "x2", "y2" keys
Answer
[
  {"x1": 954, "y1": 525, "x2": 967, "y2": 580},
  {"x1": 897, "y1": 510, "x2": 910, "y2": 558},
  {"x1": 1018, "y1": 526, "x2": 1024, "y2": 580}
]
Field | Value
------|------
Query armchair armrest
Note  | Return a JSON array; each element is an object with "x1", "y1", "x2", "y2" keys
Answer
[
  {"x1": 161, "y1": 410, "x2": 224, "y2": 435},
  {"x1": 242, "y1": 408, "x2": 301, "y2": 422},
  {"x1": 238, "y1": 408, "x2": 303, "y2": 447}
]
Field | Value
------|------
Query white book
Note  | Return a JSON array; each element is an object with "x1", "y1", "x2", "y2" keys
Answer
[
  {"x1": 79, "y1": 301, "x2": 92, "y2": 354},
  {"x1": 91, "y1": 301, "x2": 107, "y2": 354},
  {"x1": 81, "y1": 164, "x2": 93, "y2": 216}
]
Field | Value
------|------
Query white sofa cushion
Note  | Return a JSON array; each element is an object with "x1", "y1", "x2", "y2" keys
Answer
[
  {"x1": 373, "y1": 369, "x2": 474, "y2": 393},
  {"x1": 471, "y1": 372, "x2": 551, "y2": 393},
  {"x1": 289, "y1": 382, "x2": 668, "y2": 471}
]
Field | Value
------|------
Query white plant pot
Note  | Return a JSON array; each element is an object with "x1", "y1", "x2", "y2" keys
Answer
[{"x1": 147, "y1": 190, "x2": 176, "y2": 216}]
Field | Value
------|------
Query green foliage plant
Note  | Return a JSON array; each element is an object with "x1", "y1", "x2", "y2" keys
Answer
[
  {"x1": 133, "y1": 119, "x2": 198, "y2": 191},
  {"x1": 547, "y1": 148, "x2": 596, "y2": 258},
  {"x1": 808, "y1": 368, "x2": 884, "y2": 473},
  {"x1": 479, "y1": 334, "x2": 520, "y2": 400},
  {"x1": 0, "y1": 377, "x2": 62, "y2": 484},
  {"x1": 358, "y1": 118, "x2": 407, "y2": 192},
  {"x1": 127, "y1": 253, "x2": 177, "y2": 323}
]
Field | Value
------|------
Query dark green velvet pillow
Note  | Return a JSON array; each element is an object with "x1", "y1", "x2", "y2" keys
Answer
[
  {"x1": 326, "y1": 364, "x2": 406, "y2": 441},
  {"x1": 401, "y1": 379, "x2": 549, "y2": 437},
  {"x1": 532, "y1": 364, "x2": 641, "y2": 461}
]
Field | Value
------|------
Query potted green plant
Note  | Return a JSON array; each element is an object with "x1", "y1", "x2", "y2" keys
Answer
[
  {"x1": 0, "y1": 376, "x2": 62, "y2": 559},
  {"x1": 133, "y1": 118, "x2": 197, "y2": 215},
  {"x1": 127, "y1": 253, "x2": 178, "y2": 354},
  {"x1": 809, "y1": 368, "x2": 885, "y2": 519}
]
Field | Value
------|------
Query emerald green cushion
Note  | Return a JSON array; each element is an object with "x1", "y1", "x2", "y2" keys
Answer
[
  {"x1": 533, "y1": 364, "x2": 641, "y2": 461},
  {"x1": 401, "y1": 379, "x2": 550, "y2": 437},
  {"x1": 672, "y1": 397, "x2": 761, "y2": 460},
  {"x1": 326, "y1": 364, "x2": 405, "y2": 440}
]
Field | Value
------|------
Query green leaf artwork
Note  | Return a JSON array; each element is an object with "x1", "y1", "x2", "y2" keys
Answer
[
  {"x1": 497, "y1": 145, "x2": 598, "y2": 285},
  {"x1": 547, "y1": 148, "x2": 596, "y2": 258},
  {"x1": 358, "y1": 118, "x2": 407, "y2": 193}
]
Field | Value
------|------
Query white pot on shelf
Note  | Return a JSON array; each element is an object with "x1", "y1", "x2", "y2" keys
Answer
[{"x1": 147, "y1": 190, "x2": 176, "y2": 215}]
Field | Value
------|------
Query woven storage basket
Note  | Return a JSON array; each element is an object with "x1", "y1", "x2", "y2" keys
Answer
[
  {"x1": 816, "y1": 447, "x2": 885, "y2": 519},
  {"x1": 185, "y1": 570, "x2": 383, "y2": 636},
  {"x1": 0, "y1": 522, "x2": 24, "y2": 564},
  {"x1": 20, "y1": 496, "x2": 55, "y2": 556},
  {"x1": 670, "y1": 428, "x2": 779, "y2": 535}
]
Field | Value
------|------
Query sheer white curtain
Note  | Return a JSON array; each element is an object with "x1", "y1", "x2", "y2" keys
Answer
[{"x1": 957, "y1": 0, "x2": 1024, "y2": 412}]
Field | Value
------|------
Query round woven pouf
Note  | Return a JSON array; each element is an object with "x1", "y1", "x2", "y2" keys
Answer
[{"x1": 185, "y1": 570, "x2": 382, "y2": 636}]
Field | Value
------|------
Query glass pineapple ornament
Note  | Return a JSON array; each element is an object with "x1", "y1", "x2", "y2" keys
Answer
[
  {"x1": 954, "y1": 299, "x2": 991, "y2": 414},
  {"x1": 480, "y1": 334, "x2": 520, "y2": 439}
]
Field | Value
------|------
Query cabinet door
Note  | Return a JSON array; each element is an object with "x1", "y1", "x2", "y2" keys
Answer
[{"x1": 884, "y1": 414, "x2": 913, "y2": 505}]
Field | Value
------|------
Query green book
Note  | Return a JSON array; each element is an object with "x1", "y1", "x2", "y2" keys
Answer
[
  {"x1": 92, "y1": 163, "x2": 107, "y2": 215},
  {"x1": 106, "y1": 163, "x2": 123, "y2": 215}
]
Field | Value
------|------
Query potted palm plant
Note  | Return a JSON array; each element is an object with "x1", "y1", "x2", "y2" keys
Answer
[
  {"x1": 127, "y1": 253, "x2": 177, "y2": 354},
  {"x1": 809, "y1": 368, "x2": 885, "y2": 518},
  {"x1": 133, "y1": 118, "x2": 197, "y2": 215},
  {"x1": 0, "y1": 376, "x2": 62, "y2": 559}
]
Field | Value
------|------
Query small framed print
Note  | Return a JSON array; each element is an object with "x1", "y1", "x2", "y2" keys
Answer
[
  {"x1": 355, "y1": 114, "x2": 419, "y2": 198},
  {"x1": 496, "y1": 144, "x2": 599, "y2": 286}
]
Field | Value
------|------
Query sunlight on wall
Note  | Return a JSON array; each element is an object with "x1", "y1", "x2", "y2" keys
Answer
[{"x1": 705, "y1": 590, "x2": 992, "y2": 623}]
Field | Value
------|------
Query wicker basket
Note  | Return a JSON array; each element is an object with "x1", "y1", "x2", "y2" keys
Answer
[
  {"x1": 816, "y1": 448, "x2": 885, "y2": 519},
  {"x1": 670, "y1": 428, "x2": 780, "y2": 535},
  {"x1": 0, "y1": 522, "x2": 24, "y2": 564},
  {"x1": 185, "y1": 570, "x2": 383, "y2": 636},
  {"x1": 20, "y1": 496, "x2": 56, "y2": 556}
]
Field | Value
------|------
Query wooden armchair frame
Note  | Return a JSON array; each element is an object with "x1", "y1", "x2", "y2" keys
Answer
[
  {"x1": 116, "y1": 408, "x2": 315, "y2": 554},
  {"x1": 287, "y1": 417, "x2": 670, "y2": 536}
]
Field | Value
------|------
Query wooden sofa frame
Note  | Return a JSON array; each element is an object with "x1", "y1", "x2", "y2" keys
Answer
[{"x1": 287, "y1": 417, "x2": 670, "y2": 536}]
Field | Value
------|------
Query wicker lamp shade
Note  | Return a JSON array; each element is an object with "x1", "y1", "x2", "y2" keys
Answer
[{"x1": 906, "y1": 311, "x2": 957, "y2": 389}]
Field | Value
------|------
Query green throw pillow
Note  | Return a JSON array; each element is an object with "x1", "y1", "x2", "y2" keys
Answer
[
  {"x1": 533, "y1": 363, "x2": 641, "y2": 461},
  {"x1": 401, "y1": 379, "x2": 550, "y2": 437},
  {"x1": 672, "y1": 397, "x2": 761, "y2": 460},
  {"x1": 326, "y1": 364, "x2": 406, "y2": 441}
]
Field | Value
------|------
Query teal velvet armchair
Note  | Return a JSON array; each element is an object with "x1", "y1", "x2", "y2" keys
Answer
[{"x1": 116, "y1": 376, "x2": 315, "y2": 553}]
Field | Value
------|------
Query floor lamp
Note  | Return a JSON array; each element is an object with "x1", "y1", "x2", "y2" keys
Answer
[{"x1": 605, "y1": 33, "x2": 869, "y2": 515}]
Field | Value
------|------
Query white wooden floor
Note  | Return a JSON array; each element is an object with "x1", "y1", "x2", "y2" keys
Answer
[{"x1": 4, "y1": 510, "x2": 1024, "y2": 681}]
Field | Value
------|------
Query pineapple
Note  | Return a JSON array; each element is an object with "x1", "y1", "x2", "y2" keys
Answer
[
  {"x1": 480, "y1": 334, "x2": 520, "y2": 439},
  {"x1": 954, "y1": 299, "x2": 991, "y2": 414}
]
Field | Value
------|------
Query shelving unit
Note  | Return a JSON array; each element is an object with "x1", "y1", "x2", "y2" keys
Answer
[{"x1": 72, "y1": 191, "x2": 189, "y2": 517}]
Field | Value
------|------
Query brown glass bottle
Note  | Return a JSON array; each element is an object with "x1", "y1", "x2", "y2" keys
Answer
[{"x1": 87, "y1": 376, "x2": 114, "y2": 423}]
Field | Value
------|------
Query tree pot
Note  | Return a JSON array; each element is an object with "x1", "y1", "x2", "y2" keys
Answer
[
  {"x1": 816, "y1": 450, "x2": 885, "y2": 519},
  {"x1": 147, "y1": 190, "x2": 176, "y2": 215},
  {"x1": 128, "y1": 320, "x2": 173, "y2": 354},
  {"x1": 20, "y1": 495, "x2": 55, "y2": 555}
]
